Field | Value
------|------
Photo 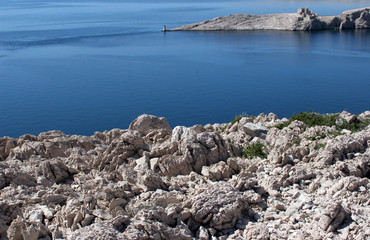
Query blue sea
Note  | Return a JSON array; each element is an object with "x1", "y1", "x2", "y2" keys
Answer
[{"x1": 1, "y1": 0, "x2": 370, "y2": 137}]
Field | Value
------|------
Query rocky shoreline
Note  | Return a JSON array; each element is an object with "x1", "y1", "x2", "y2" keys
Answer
[
  {"x1": 0, "y1": 111, "x2": 369, "y2": 239},
  {"x1": 170, "y1": 7, "x2": 370, "y2": 31}
]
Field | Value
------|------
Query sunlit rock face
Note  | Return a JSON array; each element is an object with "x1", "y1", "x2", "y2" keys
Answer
[{"x1": 0, "y1": 111, "x2": 369, "y2": 239}]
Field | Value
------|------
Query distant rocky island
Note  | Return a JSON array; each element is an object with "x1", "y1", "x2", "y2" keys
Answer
[
  {"x1": 0, "y1": 110, "x2": 369, "y2": 239},
  {"x1": 170, "y1": 7, "x2": 370, "y2": 31}
]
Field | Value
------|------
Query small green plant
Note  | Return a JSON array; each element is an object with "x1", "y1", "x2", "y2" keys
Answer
[
  {"x1": 330, "y1": 131, "x2": 344, "y2": 138},
  {"x1": 317, "y1": 132, "x2": 327, "y2": 139},
  {"x1": 316, "y1": 143, "x2": 326, "y2": 150},
  {"x1": 231, "y1": 115, "x2": 244, "y2": 125},
  {"x1": 222, "y1": 114, "x2": 246, "y2": 132},
  {"x1": 337, "y1": 118, "x2": 370, "y2": 132},
  {"x1": 306, "y1": 136, "x2": 317, "y2": 141},
  {"x1": 274, "y1": 122, "x2": 290, "y2": 130},
  {"x1": 292, "y1": 139, "x2": 300, "y2": 145},
  {"x1": 306, "y1": 132, "x2": 327, "y2": 141},
  {"x1": 242, "y1": 142, "x2": 267, "y2": 159},
  {"x1": 221, "y1": 125, "x2": 228, "y2": 132},
  {"x1": 230, "y1": 113, "x2": 256, "y2": 126}
]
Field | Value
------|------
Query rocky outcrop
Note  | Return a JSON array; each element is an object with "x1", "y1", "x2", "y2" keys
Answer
[
  {"x1": 0, "y1": 111, "x2": 369, "y2": 239},
  {"x1": 170, "y1": 7, "x2": 370, "y2": 31}
]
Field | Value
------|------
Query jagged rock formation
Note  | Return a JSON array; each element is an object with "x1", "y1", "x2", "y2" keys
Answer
[
  {"x1": 170, "y1": 7, "x2": 370, "y2": 31},
  {"x1": 0, "y1": 111, "x2": 369, "y2": 239}
]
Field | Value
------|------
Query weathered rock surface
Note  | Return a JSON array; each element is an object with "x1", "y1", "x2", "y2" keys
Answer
[
  {"x1": 0, "y1": 111, "x2": 369, "y2": 239},
  {"x1": 171, "y1": 7, "x2": 370, "y2": 31}
]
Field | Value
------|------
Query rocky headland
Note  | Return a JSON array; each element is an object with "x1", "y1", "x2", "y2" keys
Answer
[
  {"x1": 170, "y1": 7, "x2": 370, "y2": 31},
  {"x1": 0, "y1": 110, "x2": 370, "y2": 239}
]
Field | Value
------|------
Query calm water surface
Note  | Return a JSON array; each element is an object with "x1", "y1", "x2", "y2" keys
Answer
[{"x1": 1, "y1": 0, "x2": 370, "y2": 137}]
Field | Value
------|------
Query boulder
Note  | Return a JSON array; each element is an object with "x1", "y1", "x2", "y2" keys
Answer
[
  {"x1": 94, "y1": 130, "x2": 149, "y2": 171},
  {"x1": 201, "y1": 161, "x2": 234, "y2": 181},
  {"x1": 41, "y1": 160, "x2": 71, "y2": 184},
  {"x1": 93, "y1": 209, "x2": 112, "y2": 220},
  {"x1": 318, "y1": 203, "x2": 347, "y2": 232},
  {"x1": 136, "y1": 170, "x2": 167, "y2": 191},
  {"x1": 156, "y1": 127, "x2": 229, "y2": 177},
  {"x1": 7, "y1": 141, "x2": 45, "y2": 160},
  {"x1": 358, "y1": 110, "x2": 370, "y2": 120},
  {"x1": 7, "y1": 216, "x2": 51, "y2": 240},
  {"x1": 336, "y1": 111, "x2": 356, "y2": 125},
  {"x1": 186, "y1": 183, "x2": 250, "y2": 231},
  {"x1": 129, "y1": 114, "x2": 172, "y2": 136},
  {"x1": 0, "y1": 138, "x2": 17, "y2": 161},
  {"x1": 242, "y1": 123, "x2": 268, "y2": 138},
  {"x1": 68, "y1": 221, "x2": 125, "y2": 240}
]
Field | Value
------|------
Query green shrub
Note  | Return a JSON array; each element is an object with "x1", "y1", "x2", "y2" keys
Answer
[
  {"x1": 337, "y1": 118, "x2": 370, "y2": 132},
  {"x1": 306, "y1": 136, "x2": 317, "y2": 141},
  {"x1": 231, "y1": 115, "x2": 244, "y2": 125},
  {"x1": 306, "y1": 132, "x2": 327, "y2": 141},
  {"x1": 230, "y1": 113, "x2": 256, "y2": 126},
  {"x1": 242, "y1": 142, "x2": 267, "y2": 159},
  {"x1": 330, "y1": 131, "x2": 344, "y2": 138},
  {"x1": 275, "y1": 112, "x2": 338, "y2": 130},
  {"x1": 316, "y1": 143, "x2": 326, "y2": 150},
  {"x1": 274, "y1": 111, "x2": 369, "y2": 132},
  {"x1": 291, "y1": 112, "x2": 338, "y2": 127},
  {"x1": 221, "y1": 124, "x2": 228, "y2": 132},
  {"x1": 274, "y1": 122, "x2": 290, "y2": 130}
]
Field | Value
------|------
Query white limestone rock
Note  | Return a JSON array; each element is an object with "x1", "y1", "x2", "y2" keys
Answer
[
  {"x1": 185, "y1": 183, "x2": 251, "y2": 231},
  {"x1": 129, "y1": 114, "x2": 172, "y2": 136},
  {"x1": 0, "y1": 110, "x2": 369, "y2": 239},
  {"x1": 242, "y1": 123, "x2": 268, "y2": 138}
]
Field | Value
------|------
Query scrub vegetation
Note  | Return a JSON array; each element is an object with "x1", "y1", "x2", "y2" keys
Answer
[
  {"x1": 274, "y1": 112, "x2": 370, "y2": 132},
  {"x1": 242, "y1": 142, "x2": 267, "y2": 159}
]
